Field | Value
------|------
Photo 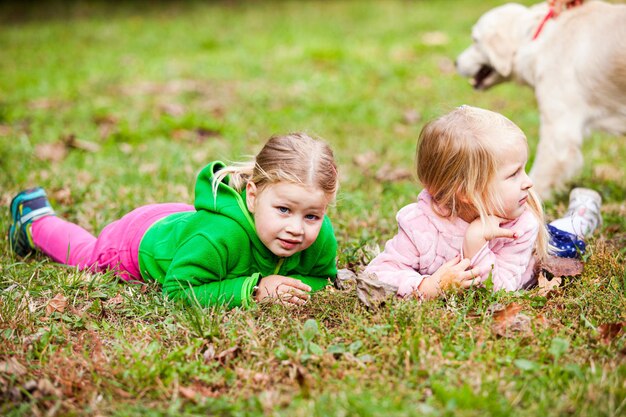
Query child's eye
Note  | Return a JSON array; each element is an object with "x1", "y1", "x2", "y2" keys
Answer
[
  {"x1": 305, "y1": 214, "x2": 320, "y2": 221},
  {"x1": 277, "y1": 207, "x2": 289, "y2": 214},
  {"x1": 508, "y1": 169, "x2": 520, "y2": 178}
]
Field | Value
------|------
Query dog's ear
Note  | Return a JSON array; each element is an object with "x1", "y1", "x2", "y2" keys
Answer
[
  {"x1": 476, "y1": 3, "x2": 529, "y2": 78},
  {"x1": 482, "y1": 32, "x2": 514, "y2": 77}
]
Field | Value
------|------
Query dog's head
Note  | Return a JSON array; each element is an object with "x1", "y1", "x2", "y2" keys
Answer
[{"x1": 456, "y1": 3, "x2": 538, "y2": 90}]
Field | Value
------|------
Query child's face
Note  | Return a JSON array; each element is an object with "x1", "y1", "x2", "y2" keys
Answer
[
  {"x1": 491, "y1": 139, "x2": 534, "y2": 220},
  {"x1": 246, "y1": 181, "x2": 330, "y2": 258}
]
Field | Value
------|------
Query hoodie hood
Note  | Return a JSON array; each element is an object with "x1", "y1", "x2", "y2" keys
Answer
[{"x1": 194, "y1": 161, "x2": 266, "y2": 252}]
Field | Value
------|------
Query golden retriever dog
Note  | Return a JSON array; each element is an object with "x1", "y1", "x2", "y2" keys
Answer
[{"x1": 456, "y1": 1, "x2": 626, "y2": 199}]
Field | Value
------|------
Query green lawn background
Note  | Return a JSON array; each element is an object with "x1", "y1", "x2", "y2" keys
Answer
[{"x1": 1, "y1": 1, "x2": 625, "y2": 416}]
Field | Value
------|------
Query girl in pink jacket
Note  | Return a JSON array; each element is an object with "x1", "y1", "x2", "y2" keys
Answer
[{"x1": 366, "y1": 105, "x2": 601, "y2": 299}]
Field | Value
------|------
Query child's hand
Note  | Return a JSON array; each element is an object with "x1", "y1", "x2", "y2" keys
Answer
[
  {"x1": 463, "y1": 215, "x2": 517, "y2": 259},
  {"x1": 255, "y1": 275, "x2": 312, "y2": 306},
  {"x1": 480, "y1": 215, "x2": 518, "y2": 241},
  {"x1": 418, "y1": 256, "x2": 481, "y2": 299}
]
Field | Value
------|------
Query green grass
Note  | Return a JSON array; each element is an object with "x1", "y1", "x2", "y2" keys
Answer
[{"x1": 1, "y1": 1, "x2": 625, "y2": 415}]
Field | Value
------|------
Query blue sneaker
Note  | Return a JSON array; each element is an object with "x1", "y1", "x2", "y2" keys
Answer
[{"x1": 9, "y1": 187, "x2": 55, "y2": 257}]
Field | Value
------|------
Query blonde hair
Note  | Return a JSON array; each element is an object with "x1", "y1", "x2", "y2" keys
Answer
[
  {"x1": 416, "y1": 105, "x2": 548, "y2": 260},
  {"x1": 213, "y1": 132, "x2": 338, "y2": 199}
]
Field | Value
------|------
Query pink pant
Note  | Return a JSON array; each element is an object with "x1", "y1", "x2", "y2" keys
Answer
[{"x1": 32, "y1": 203, "x2": 194, "y2": 282}]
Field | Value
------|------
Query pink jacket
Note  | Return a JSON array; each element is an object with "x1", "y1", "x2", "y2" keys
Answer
[{"x1": 365, "y1": 190, "x2": 539, "y2": 297}]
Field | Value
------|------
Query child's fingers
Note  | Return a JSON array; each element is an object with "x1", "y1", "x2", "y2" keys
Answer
[
  {"x1": 458, "y1": 267, "x2": 482, "y2": 288},
  {"x1": 278, "y1": 277, "x2": 312, "y2": 293},
  {"x1": 442, "y1": 256, "x2": 471, "y2": 269},
  {"x1": 492, "y1": 227, "x2": 517, "y2": 240},
  {"x1": 279, "y1": 289, "x2": 310, "y2": 306}
]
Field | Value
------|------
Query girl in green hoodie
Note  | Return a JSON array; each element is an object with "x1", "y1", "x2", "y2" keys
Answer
[{"x1": 9, "y1": 133, "x2": 339, "y2": 308}]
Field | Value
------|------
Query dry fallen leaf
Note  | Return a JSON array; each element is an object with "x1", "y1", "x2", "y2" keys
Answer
[
  {"x1": 0, "y1": 357, "x2": 27, "y2": 376},
  {"x1": 105, "y1": 293, "x2": 124, "y2": 307},
  {"x1": 45, "y1": 293, "x2": 68, "y2": 316},
  {"x1": 0, "y1": 124, "x2": 12, "y2": 136},
  {"x1": 437, "y1": 57, "x2": 456, "y2": 75},
  {"x1": 541, "y1": 255, "x2": 583, "y2": 277},
  {"x1": 355, "y1": 272, "x2": 398, "y2": 309},
  {"x1": 598, "y1": 322, "x2": 625, "y2": 344},
  {"x1": 179, "y1": 386, "x2": 199, "y2": 401},
  {"x1": 403, "y1": 109, "x2": 421, "y2": 125},
  {"x1": 491, "y1": 303, "x2": 532, "y2": 338},
  {"x1": 28, "y1": 98, "x2": 63, "y2": 110},
  {"x1": 35, "y1": 141, "x2": 68, "y2": 162},
  {"x1": 353, "y1": 151, "x2": 378, "y2": 169},
  {"x1": 64, "y1": 134, "x2": 101, "y2": 153},
  {"x1": 537, "y1": 272, "x2": 562, "y2": 297},
  {"x1": 215, "y1": 346, "x2": 240, "y2": 364},
  {"x1": 421, "y1": 31, "x2": 449, "y2": 46},
  {"x1": 375, "y1": 164, "x2": 412, "y2": 182},
  {"x1": 203, "y1": 344, "x2": 216, "y2": 362},
  {"x1": 51, "y1": 187, "x2": 73, "y2": 205},
  {"x1": 335, "y1": 268, "x2": 357, "y2": 290}
]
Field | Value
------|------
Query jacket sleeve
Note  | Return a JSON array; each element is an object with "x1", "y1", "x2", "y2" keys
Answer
[
  {"x1": 365, "y1": 222, "x2": 427, "y2": 297},
  {"x1": 469, "y1": 218, "x2": 539, "y2": 291},
  {"x1": 162, "y1": 234, "x2": 258, "y2": 308}
]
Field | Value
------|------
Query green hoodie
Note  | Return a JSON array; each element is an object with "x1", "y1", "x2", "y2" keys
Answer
[{"x1": 137, "y1": 161, "x2": 337, "y2": 308}]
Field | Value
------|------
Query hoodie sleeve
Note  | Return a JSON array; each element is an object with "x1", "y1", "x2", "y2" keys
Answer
[
  {"x1": 365, "y1": 206, "x2": 431, "y2": 297},
  {"x1": 469, "y1": 213, "x2": 540, "y2": 291},
  {"x1": 161, "y1": 233, "x2": 258, "y2": 309}
]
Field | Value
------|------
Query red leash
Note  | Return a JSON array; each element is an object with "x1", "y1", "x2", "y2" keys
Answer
[
  {"x1": 533, "y1": 0, "x2": 584, "y2": 40},
  {"x1": 532, "y1": 7, "x2": 556, "y2": 40}
]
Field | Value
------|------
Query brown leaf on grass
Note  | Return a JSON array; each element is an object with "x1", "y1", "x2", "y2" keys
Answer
[
  {"x1": 51, "y1": 187, "x2": 73, "y2": 205},
  {"x1": 45, "y1": 293, "x2": 67, "y2": 316},
  {"x1": 160, "y1": 102, "x2": 185, "y2": 117},
  {"x1": 0, "y1": 357, "x2": 27, "y2": 376},
  {"x1": 172, "y1": 128, "x2": 221, "y2": 143},
  {"x1": 491, "y1": 303, "x2": 532, "y2": 338},
  {"x1": 179, "y1": 386, "x2": 199, "y2": 401},
  {"x1": 34, "y1": 134, "x2": 99, "y2": 162},
  {"x1": 215, "y1": 346, "x2": 240, "y2": 364},
  {"x1": 421, "y1": 31, "x2": 449, "y2": 46},
  {"x1": 252, "y1": 372, "x2": 270, "y2": 385},
  {"x1": 64, "y1": 134, "x2": 101, "y2": 153},
  {"x1": 119, "y1": 143, "x2": 133, "y2": 154},
  {"x1": 355, "y1": 272, "x2": 398, "y2": 309},
  {"x1": 179, "y1": 383, "x2": 217, "y2": 402},
  {"x1": 35, "y1": 141, "x2": 68, "y2": 162},
  {"x1": 598, "y1": 322, "x2": 626, "y2": 344},
  {"x1": 403, "y1": 109, "x2": 421, "y2": 125},
  {"x1": 93, "y1": 114, "x2": 119, "y2": 126},
  {"x1": 195, "y1": 127, "x2": 221, "y2": 141},
  {"x1": 9, "y1": 378, "x2": 60, "y2": 401},
  {"x1": 33, "y1": 378, "x2": 61, "y2": 398},
  {"x1": 534, "y1": 314, "x2": 550, "y2": 329},
  {"x1": 537, "y1": 272, "x2": 562, "y2": 297},
  {"x1": 594, "y1": 164, "x2": 623, "y2": 182},
  {"x1": 437, "y1": 57, "x2": 456, "y2": 75},
  {"x1": 203, "y1": 344, "x2": 217, "y2": 362},
  {"x1": 541, "y1": 255, "x2": 583, "y2": 277},
  {"x1": 375, "y1": 164, "x2": 412, "y2": 182},
  {"x1": 28, "y1": 98, "x2": 63, "y2": 110},
  {"x1": 335, "y1": 268, "x2": 357, "y2": 290},
  {"x1": 353, "y1": 151, "x2": 378, "y2": 170},
  {"x1": 295, "y1": 365, "x2": 313, "y2": 399},
  {"x1": 0, "y1": 124, "x2": 12, "y2": 136},
  {"x1": 105, "y1": 294, "x2": 124, "y2": 307}
]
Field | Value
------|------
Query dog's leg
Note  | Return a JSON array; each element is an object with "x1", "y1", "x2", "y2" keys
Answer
[{"x1": 530, "y1": 115, "x2": 585, "y2": 200}]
